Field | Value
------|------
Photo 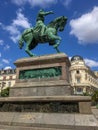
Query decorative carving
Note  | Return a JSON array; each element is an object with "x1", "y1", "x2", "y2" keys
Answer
[{"x1": 19, "y1": 66, "x2": 62, "y2": 79}]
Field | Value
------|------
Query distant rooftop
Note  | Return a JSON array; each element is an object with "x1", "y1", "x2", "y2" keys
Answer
[
  {"x1": 71, "y1": 55, "x2": 83, "y2": 62},
  {"x1": 0, "y1": 68, "x2": 16, "y2": 75}
]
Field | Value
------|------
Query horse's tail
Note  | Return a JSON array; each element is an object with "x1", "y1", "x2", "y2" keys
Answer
[{"x1": 19, "y1": 34, "x2": 24, "y2": 49}]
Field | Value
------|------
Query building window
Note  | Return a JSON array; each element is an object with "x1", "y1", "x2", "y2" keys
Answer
[
  {"x1": 2, "y1": 82, "x2": 6, "y2": 88},
  {"x1": 3, "y1": 76, "x2": 6, "y2": 80},
  {"x1": 8, "y1": 82, "x2": 11, "y2": 87},
  {"x1": 76, "y1": 70, "x2": 80, "y2": 74},
  {"x1": 9, "y1": 76, "x2": 12, "y2": 80},
  {"x1": 85, "y1": 74, "x2": 87, "y2": 80},
  {"x1": 76, "y1": 87, "x2": 83, "y2": 95},
  {"x1": 77, "y1": 88, "x2": 82, "y2": 92},
  {"x1": 77, "y1": 77, "x2": 81, "y2": 83}
]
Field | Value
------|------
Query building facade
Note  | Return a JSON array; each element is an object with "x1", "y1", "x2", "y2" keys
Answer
[
  {"x1": 94, "y1": 71, "x2": 98, "y2": 78},
  {"x1": 69, "y1": 55, "x2": 98, "y2": 95},
  {"x1": 0, "y1": 55, "x2": 98, "y2": 95},
  {"x1": 0, "y1": 69, "x2": 16, "y2": 92}
]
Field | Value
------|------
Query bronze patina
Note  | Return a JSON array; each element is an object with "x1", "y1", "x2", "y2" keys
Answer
[{"x1": 19, "y1": 9, "x2": 67, "y2": 56}]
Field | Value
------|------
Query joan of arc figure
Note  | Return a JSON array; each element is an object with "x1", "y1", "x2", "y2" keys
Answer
[{"x1": 35, "y1": 9, "x2": 54, "y2": 36}]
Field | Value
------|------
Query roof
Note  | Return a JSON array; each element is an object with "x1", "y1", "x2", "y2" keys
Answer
[{"x1": 71, "y1": 55, "x2": 83, "y2": 62}]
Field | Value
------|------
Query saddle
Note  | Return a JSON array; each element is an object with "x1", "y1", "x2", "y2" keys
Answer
[{"x1": 38, "y1": 34, "x2": 48, "y2": 42}]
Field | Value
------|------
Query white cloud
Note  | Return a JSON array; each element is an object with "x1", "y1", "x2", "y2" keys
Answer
[
  {"x1": 10, "y1": 35, "x2": 20, "y2": 43},
  {"x1": 5, "y1": 25, "x2": 20, "y2": 43},
  {"x1": 69, "y1": 56, "x2": 72, "y2": 60},
  {"x1": 2, "y1": 59, "x2": 10, "y2": 64},
  {"x1": 0, "y1": 53, "x2": 1, "y2": 57},
  {"x1": 13, "y1": 9, "x2": 31, "y2": 28},
  {"x1": 5, "y1": 25, "x2": 20, "y2": 35},
  {"x1": 0, "y1": 22, "x2": 3, "y2": 27},
  {"x1": 12, "y1": 0, "x2": 57, "y2": 8},
  {"x1": 63, "y1": 0, "x2": 72, "y2": 7},
  {"x1": 70, "y1": 6, "x2": 98, "y2": 44},
  {"x1": 4, "y1": 66, "x2": 12, "y2": 70},
  {"x1": 4, "y1": 45, "x2": 10, "y2": 50},
  {"x1": 2, "y1": 9, "x2": 31, "y2": 43},
  {"x1": 11, "y1": 0, "x2": 27, "y2": 6},
  {"x1": 84, "y1": 58, "x2": 98, "y2": 68},
  {"x1": 0, "y1": 63, "x2": 3, "y2": 67},
  {"x1": 0, "y1": 40, "x2": 4, "y2": 46}
]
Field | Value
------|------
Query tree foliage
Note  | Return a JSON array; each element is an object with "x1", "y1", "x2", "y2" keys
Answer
[{"x1": 1, "y1": 87, "x2": 10, "y2": 97}]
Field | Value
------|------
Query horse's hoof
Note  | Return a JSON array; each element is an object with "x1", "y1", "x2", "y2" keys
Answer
[{"x1": 30, "y1": 54, "x2": 36, "y2": 57}]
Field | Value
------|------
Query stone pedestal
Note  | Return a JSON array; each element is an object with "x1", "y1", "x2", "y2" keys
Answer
[
  {"x1": 0, "y1": 53, "x2": 97, "y2": 129},
  {"x1": 8, "y1": 53, "x2": 91, "y2": 114},
  {"x1": 10, "y1": 53, "x2": 71, "y2": 97}
]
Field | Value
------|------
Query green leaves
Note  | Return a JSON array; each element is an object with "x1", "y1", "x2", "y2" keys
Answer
[{"x1": 1, "y1": 87, "x2": 10, "y2": 97}]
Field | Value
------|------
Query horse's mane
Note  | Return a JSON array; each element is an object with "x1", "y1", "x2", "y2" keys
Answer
[{"x1": 47, "y1": 16, "x2": 62, "y2": 28}]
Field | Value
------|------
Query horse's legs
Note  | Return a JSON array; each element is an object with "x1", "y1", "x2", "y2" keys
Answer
[
  {"x1": 53, "y1": 36, "x2": 61, "y2": 48},
  {"x1": 48, "y1": 33, "x2": 61, "y2": 53},
  {"x1": 51, "y1": 41, "x2": 60, "y2": 53},
  {"x1": 25, "y1": 46, "x2": 34, "y2": 57},
  {"x1": 55, "y1": 46, "x2": 60, "y2": 53},
  {"x1": 25, "y1": 39, "x2": 35, "y2": 57}
]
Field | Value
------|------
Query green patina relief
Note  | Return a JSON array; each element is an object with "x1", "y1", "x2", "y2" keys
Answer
[{"x1": 19, "y1": 66, "x2": 62, "y2": 79}]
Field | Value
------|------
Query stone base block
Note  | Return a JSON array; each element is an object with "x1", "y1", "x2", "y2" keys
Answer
[
  {"x1": 11, "y1": 53, "x2": 72, "y2": 97},
  {"x1": 10, "y1": 84, "x2": 71, "y2": 97},
  {"x1": 79, "y1": 102, "x2": 91, "y2": 114},
  {"x1": 0, "y1": 112, "x2": 97, "y2": 130},
  {"x1": 0, "y1": 96, "x2": 91, "y2": 114}
]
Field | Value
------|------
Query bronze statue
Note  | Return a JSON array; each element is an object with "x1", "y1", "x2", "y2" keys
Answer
[
  {"x1": 19, "y1": 9, "x2": 67, "y2": 57},
  {"x1": 35, "y1": 9, "x2": 54, "y2": 36}
]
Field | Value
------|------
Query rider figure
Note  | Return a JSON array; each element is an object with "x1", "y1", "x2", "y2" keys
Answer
[{"x1": 35, "y1": 9, "x2": 54, "y2": 36}]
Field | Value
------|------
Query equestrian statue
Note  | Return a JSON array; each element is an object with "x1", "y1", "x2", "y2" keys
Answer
[{"x1": 19, "y1": 9, "x2": 67, "y2": 57}]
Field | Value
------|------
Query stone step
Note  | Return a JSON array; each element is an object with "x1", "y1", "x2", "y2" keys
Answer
[
  {"x1": 0, "y1": 125, "x2": 98, "y2": 130},
  {"x1": 0, "y1": 125, "x2": 73, "y2": 130},
  {"x1": 0, "y1": 112, "x2": 97, "y2": 130},
  {"x1": 0, "y1": 96, "x2": 91, "y2": 102},
  {"x1": 0, "y1": 96, "x2": 91, "y2": 114}
]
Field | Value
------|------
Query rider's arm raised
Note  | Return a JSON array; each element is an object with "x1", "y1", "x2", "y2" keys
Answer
[{"x1": 41, "y1": 11, "x2": 54, "y2": 16}]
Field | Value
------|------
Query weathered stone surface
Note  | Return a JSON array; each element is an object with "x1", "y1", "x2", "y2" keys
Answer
[
  {"x1": 10, "y1": 53, "x2": 71, "y2": 97},
  {"x1": 0, "y1": 53, "x2": 96, "y2": 129},
  {"x1": 0, "y1": 96, "x2": 91, "y2": 102},
  {"x1": 92, "y1": 107, "x2": 98, "y2": 120},
  {"x1": 79, "y1": 102, "x2": 91, "y2": 114},
  {"x1": 0, "y1": 112, "x2": 97, "y2": 130},
  {"x1": 14, "y1": 53, "x2": 69, "y2": 67},
  {"x1": 74, "y1": 114, "x2": 98, "y2": 126},
  {"x1": 0, "y1": 102, "x2": 78, "y2": 113},
  {"x1": 0, "y1": 96, "x2": 91, "y2": 114},
  {"x1": 15, "y1": 53, "x2": 70, "y2": 82},
  {"x1": 0, "y1": 125, "x2": 74, "y2": 130},
  {"x1": 10, "y1": 85, "x2": 71, "y2": 97},
  {"x1": 0, "y1": 112, "x2": 15, "y2": 125}
]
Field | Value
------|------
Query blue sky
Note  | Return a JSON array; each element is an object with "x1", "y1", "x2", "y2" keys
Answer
[{"x1": 0, "y1": 0, "x2": 98, "y2": 71}]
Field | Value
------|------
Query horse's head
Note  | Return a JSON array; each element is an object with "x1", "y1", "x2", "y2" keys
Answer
[
  {"x1": 48, "y1": 16, "x2": 67, "y2": 32},
  {"x1": 57, "y1": 16, "x2": 67, "y2": 31}
]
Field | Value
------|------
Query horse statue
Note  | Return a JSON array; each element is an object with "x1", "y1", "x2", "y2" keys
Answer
[{"x1": 19, "y1": 16, "x2": 67, "y2": 57}]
